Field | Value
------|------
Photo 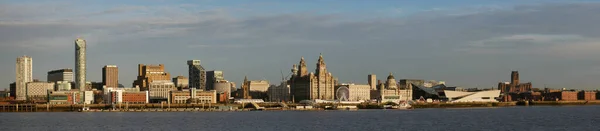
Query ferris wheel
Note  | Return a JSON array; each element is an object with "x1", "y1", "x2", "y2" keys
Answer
[{"x1": 336, "y1": 86, "x2": 349, "y2": 101}]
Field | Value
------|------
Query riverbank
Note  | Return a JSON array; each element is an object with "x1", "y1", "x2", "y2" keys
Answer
[{"x1": 3, "y1": 101, "x2": 600, "y2": 112}]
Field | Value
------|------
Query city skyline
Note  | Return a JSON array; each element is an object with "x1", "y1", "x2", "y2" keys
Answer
[{"x1": 3, "y1": 0, "x2": 600, "y2": 89}]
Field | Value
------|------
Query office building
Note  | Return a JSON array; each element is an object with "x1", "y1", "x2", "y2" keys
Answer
[
  {"x1": 268, "y1": 82, "x2": 290, "y2": 102},
  {"x1": 187, "y1": 60, "x2": 206, "y2": 90},
  {"x1": 148, "y1": 80, "x2": 177, "y2": 103},
  {"x1": 133, "y1": 64, "x2": 171, "y2": 91},
  {"x1": 214, "y1": 80, "x2": 232, "y2": 99},
  {"x1": 170, "y1": 89, "x2": 217, "y2": 104},
  {"x1": 55, "y1": 81, "x2": 72, "y2": 91},
  {"x1": 102, "y1": 65, "x2": 119, "y2": 88},
  {"x1": 368, "y1": 74, "x2": 376, "y2": 90},
  {"x1": 16, "y1": 56, "x2": 33, "y2": 100},
  {"x1": 348, "y1": 84, "x2": 371, "y2": 101},
  {"x1": 9, "y1": 82, "x2": 15, "y2": 98},
  {"x1": 26, "y1": 82, "x2": 54, "y2": 101},
  {"x1": 47, "y1": 90, "x2": 83, "y2": 104},
  {"x1": 249, "y1": 80, "x2": 269, "y2": 100},
  {"x1": 289, "y1": 54, "x2": 338, "y2": 102},
  {"x1": 104, "y1": 87, "x2": 148, "y2": 104},
  {"x1": 206, "y1": 70, "x2": 224, "y2": 90},
  {"x1": 75, "y1": 38, "x2": 87, "y2": 91},
  {"x1": 172, "y1": 76, "x2": 189, "y2": 89},
  {"x1": 47, "y1": 69, "x2": 73, "y2": 82}
]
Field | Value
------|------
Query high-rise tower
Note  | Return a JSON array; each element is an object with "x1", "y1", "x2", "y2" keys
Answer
[
  {"x1": 75, "y1": 38, "x2": 86, "y2": 91},
  {"x1": 16, "y1": 56, "x2": 32, "y2": 100},
  {"x1": 368, "y1": 74, "x2": 376, "y2": 90},
  {"x1": 188, "y1": 60, "x2": 206, "y2": 90},
  {"x1": 102, "y1": 65, "x2": 119, "y2": 88}
]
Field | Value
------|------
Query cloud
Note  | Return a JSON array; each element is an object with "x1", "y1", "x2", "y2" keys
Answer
[{"x1": 2, "y1": 2, "x2": 600, "y2": 89}]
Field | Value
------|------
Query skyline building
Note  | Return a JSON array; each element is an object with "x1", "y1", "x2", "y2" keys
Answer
[
  {"x1": 206, "y1": 70, "x2": 224, "y2": 90},
  {"x1": 368, "y1": 74, "x2": 376, "y2": 90},
  {"x1": 336, "y1": 84, "x2": 370, "y2": 101},
  {"x1": 148, "y1": 80, "x2": 176, "y2": 103},
  {"x1": 289, "y1": 54, "x2": 338, "y2": 102},
  {"x1": 15, "y1": 56, "x2": 33, "y2": 100},
  {"x1": 187, "y1": 60, "x2": 206, "y2": 90},
  {"x1": 47, "y1": 69, "x2": 73, "y2": 83},
  {"x1": 133, "y1": 64, "x2": 171, "y2": 91},
  {"x1": 75, "y1": 38, "x2": 87, "y2": 91},
  {"x1": 498, "y1": 71, "x2": 532, "y2": 93},
  {"x1": 172, "y1": 76, "x2": 189, "y2": 89},
  {"x1": 102, "y1": 65, "x2": 119, "y2": 88},
  {"x1": 26, "y1": 81, "x2": 54, "y2": 101},
  {"x1": 268, "y1": 81, "x2": 290, "y2": 102}
]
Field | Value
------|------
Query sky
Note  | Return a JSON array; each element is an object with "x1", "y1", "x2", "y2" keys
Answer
[{"x1": 2, "y1": 0, "x2": 600, "y2": 90}]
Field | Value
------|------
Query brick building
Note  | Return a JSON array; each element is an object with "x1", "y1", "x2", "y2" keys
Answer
[
  {"x1": 546, "y1": 91, "x2": 578, "y2": 101},
  {"x1": 578, "y1": 91, "x2": 596, "y2": 101}
]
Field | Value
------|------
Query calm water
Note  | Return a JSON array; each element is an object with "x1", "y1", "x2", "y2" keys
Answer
[{"x1": 1, "y1": 106, "x2": 599, "y2": 131}]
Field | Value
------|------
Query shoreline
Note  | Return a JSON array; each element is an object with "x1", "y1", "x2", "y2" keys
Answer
[{"x1": 2, "y1": 101, "x2": 600, "y2": 112}]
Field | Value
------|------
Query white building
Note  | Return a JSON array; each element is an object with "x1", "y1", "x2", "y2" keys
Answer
[
  {"x1": 148, "y1": 81, "x2": 177, "y2": 101},
  {"x1": 249, "y1": 80, "x2": 270, "y2": 92},
  {"x1": 83, "y1": 91, "x2": 93, "y2": 104},
  {"x1": 55, "y1": 81, "x2": 72, "y2": 91},
  {"x1": 26, "y1": 82, "x2": 54, "y2": 100},
  {"x1": 16, "y1": 56, "x2": 33, "y2": 100},
  {"x1": 214, "y1": 80, "x2": 232, "y2": 98},
  {"x1": 346, "y1": 84, "x2": 370, "y2": 101},
  {"x1": 444, "y1": 90, "x2": 501, "y2": 102}
]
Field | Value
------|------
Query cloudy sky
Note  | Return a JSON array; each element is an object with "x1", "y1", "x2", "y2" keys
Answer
[{"x1": 2, "y1": 0, "x2": 600, "y2": 90}]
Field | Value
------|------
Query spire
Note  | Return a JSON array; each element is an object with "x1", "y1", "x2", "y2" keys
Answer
[{"x1": 244, "y1": 76, "x2": 248, "y2": 82}]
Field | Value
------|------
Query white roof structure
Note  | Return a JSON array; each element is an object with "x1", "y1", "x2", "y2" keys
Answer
[{"x1": 444, "y1": 90, "x2": 500, "y2": 102}]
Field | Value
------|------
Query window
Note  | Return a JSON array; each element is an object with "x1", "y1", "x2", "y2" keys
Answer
[{"x1": 482, "y1": 97, "x2": 490, "y2": 99}]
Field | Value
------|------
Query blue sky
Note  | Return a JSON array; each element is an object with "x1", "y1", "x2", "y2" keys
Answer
[{"x1": 2, "y1": 0, "x2": 600, "y2": 90}]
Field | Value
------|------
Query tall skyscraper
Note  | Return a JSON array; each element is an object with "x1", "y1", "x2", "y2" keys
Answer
[
  {"x1": 133, "y1": 64, "x2": 171, "y2": 91},
  {"x1": 368, "y1": 74, "x2": 376, "y2": 90},
  {"x1": 206, "y1": 70, "x2": 224, "y2": 90},
  {"x1": 289, "y1": 54, "x2": 338, "y2": 102},
  {"x1": 102, "y1": 65, "x2": 119, "y2": 88},
  {"x1": 15, "y1": 56, "x2": 32, "y2": 100},
  {"x1": 75, "y1": 38, "x2": 86, "y2": 91},
  {"x1": 187, "y1": 60, "x2": 206, "y2": 90},
  {"x1": 47, "y1": 69, "x2": 73, "y2": 82}
]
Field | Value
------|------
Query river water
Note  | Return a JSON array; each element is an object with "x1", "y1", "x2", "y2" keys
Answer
[{"x1": 1, "y1": 105, "x2": 599, "y2": 131}]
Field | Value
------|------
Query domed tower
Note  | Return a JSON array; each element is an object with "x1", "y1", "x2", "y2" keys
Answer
[
  {"x1": 316, "y1": 53, "x2": 326, "y2": 75},
  {"x1": 297, "y1": 57, "x2": 308, "y2": 77},
  {"x1": 385, "y1": 72, "x2": 397, "y2": 89}
]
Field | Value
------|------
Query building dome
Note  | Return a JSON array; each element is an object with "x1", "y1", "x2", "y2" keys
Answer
[
  {"x1": 387, "y1": 72, "x2": 395, "y2": 80},
  {"x1": 385, "y1": 72, "x2": 397, "y2": 89}
]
